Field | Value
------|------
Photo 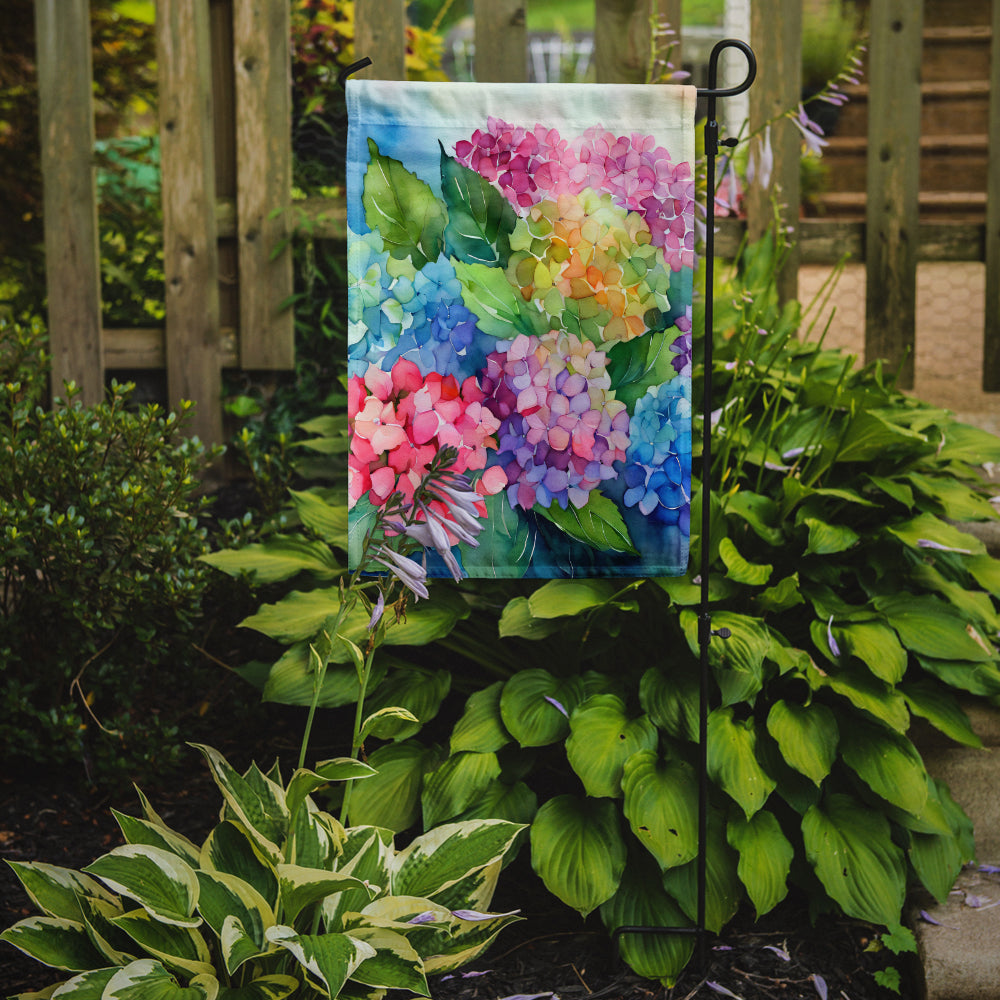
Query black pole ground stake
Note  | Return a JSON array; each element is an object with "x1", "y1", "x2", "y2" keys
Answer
[{"x1": 613, "y1": 38, "x2": 756, "y2": 974}]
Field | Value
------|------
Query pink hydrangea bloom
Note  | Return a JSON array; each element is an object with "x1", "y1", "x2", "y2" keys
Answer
[{"x1": 349, "y1": 360, "x2": 505, "y2": 517}]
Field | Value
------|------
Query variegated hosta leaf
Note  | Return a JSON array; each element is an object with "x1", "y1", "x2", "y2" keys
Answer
[
  {"x1": 191, "y1": 745, "x2": 287, "y2": 863},
  {"x1": 276, "y1": 864, "x2": 375, "y2": 925},
  {"x1": 200, "y1": 822, "x2": 278, "y2": 911},
  {"x1": 112, "y1": 810, "x2": 201, "y2": 868},
  {"x1": 45, "y1": 966, "x2": 118, "y2": 997},
  {"x1": 529, "y1": 795, "x2": 626, "y2": 917},
  {"x1": 265, "y1": 925, "x2": 375, "y2": 998},
  {"x1": 345, "y1": 926, "x2": 429, "y2": 995},
  {"x1": 802, "y1": 793, "x2": 906, "y2": 926},
  {"x1": 426, "y1": 859, "x2": 501, "y2": 915},
  {"x1": 195, "y1": 871, "x2": 274, "y2": 974},
  {"x1": 765, "y1": 700, "x2": 838, "y2": 786},
  {"x1": 77, "y1": 894, "x2": 136, "y2": 966},
  {"x1": 214, "y1": 973, "x2": 300, "y2": 999},
  {"x1": 726, "y1": 810, "x2": 793, "y2": 918},
  {"x1": 110, "y1": 908, "x2": 214, "y2": 978},
  {"x1": 83, "y1": 845, "x2": 200, "y2": 928},
  {"x1": 101, "y1": 958, "x2": 218, "y2": 999},
  {"x1": 566, "y1": 695, "x2": 658, "y2": 798},
  {"x1": 621, "y1": 751, "x2": 699, "y2": 871},
  {"x1": 599, "y1": 854, "x2": 694, "y2": 987},
  {"x1": 323, "y1": 829, "x2": 393, "y2": 931},
  {"x1": 0, "y1": 916, "x2": 107, "y2": 971},
  {"x1": 219, "y1": 915, "x2": 270, "y2": 980},
  {"x1": 4, "y1": 862, "x2": 118, "y2": 922},
  {"x1": 420, "y1": 907, "x2": 522, "y2": 975},
  {"x1": 285, "y1": 761, "x2": 376, "y2": 824},
  {"x1": 391, "y1": 820, "x2": 524, "y2": 900},
  {"x1": 706, "y1": 707, "x2": 776, "y2": 819}
]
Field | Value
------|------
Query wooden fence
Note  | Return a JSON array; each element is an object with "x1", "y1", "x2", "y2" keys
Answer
[{"x1": 33, "y1": 0, "x2": 1000, "y2": 445}]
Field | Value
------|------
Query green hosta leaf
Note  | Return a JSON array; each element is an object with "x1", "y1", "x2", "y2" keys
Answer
[
  {"x1": 216, "y1": 975, "x2": 299, "y2": 1000},
  {"x1": 909, "y1": 795, "x2": 967, "y2": 906},
  {"x1": 219, "y1": 915, "x2": 269, "y2": 981},
  {"x1": 112, "y1": 812, "x2": 201, "y2": 868},
  {"x1": 265, "y1": 925, "x2": 375, "y2": 998},
  {"x1": 566, "y1": 695, "x2": 657, "y2": 798},
  {"x1": 346, "y1": 925, "x2": 428, "y2": 994},
  {"x1": 803, "y1": 517, "x2": 859, "y2": 556},
  {"x1": 901, "y1": 680, "x2": 982, "y2": 748},
  {"x1": 916, "y1": 655, "x2": 1000, "y2": 697},
  {"x1": 967, "y1": 553, "x2": 1000, "y2": 597},
  {"x1": 453, "y1": 259, "x2": 535, "y2": 338},
  {"x1": 802, "y1": 793, "x2": 906, "y2": 926},
  {"x1": 83, "y1": 846, "x2": 200, "y2": 928},
  {"x1": 526, "y1": 579, "x2": 621, "y2": 618},
  {"x1": 285, "y1": 759, "x2": 376, "y2": 822},
  {"x1": 4, "y1": 862, "x2": 118, "y2": 923},
  {"x1": 363, "y1": 667, "x2": 451, "y2": 740},
  {"x1": 360, "y1": 706, "x2": 421, "y2": 742},
  {"x1": 661, "y1": 811, "x2": 741, "y2": 933},
  {"x1": 727, "y1": 811, "x2": 793, "y2": 917},
  {"x1": 499, "y1": 670, "x2": 584, "y2": 747},
  {"x1": 277, "y1": 865, "x2": 373, "y2": 925},
  {"x1": 936, "y1": 421, "x2": 1000, "y2": 464},
  {"x1": 765, "y1": 701, "x2": 838, "y2": 786},
  {"x1": 906, "y1": 472, "x2": 998, "y2": 521},
  {"x1": 719, "y1": 537, "x2": 772, "y2": 585},
  {"x1": 363, "y1": 139, "x2": 445, "y2": 267},
  {"x1": 839, "y1": 718, "x2": 928, "y2": 816},
  {"x1": 621, "y1": 751, "x2": 698, "y2": 870},
  {"x1": 808, "y1": 661, "x2": 910, "y2": 732},
  {"x1": 835, "y1": 621, "x2": 907, "y2": 684},
  {"x1": 599, "y1": 853, "x2": 694, "y2": 986},
  {"x1": 886, "y1": 512, "x2": 985, "y2": 556},
  {"x1": 534, "y1": 495, "x2": 637, "y2": 554},
  {"x1": 392, "y1": 820, "x2": 524, "y2": 900},
  {"x1": 874, "y1": 594, "x2": 995, "y2": 662},
  {"x1": 530, "y1": 795, "x2": 626, "y2": 917},
  {"x1": 261, "y1": 643, "x2": 386, "y2": 709},
  {"x1": 639, "y1": 664, "x2": 699, "y2": 742},
  {"x1": 288, "y1": 488, "x2": 348, "y2": 547},
  {"x1": 347, "y1": 740, "x2": 442, "y2": 832},
  {"x1": 911, "y1": 562, "x2": 1000, "y2": 633},
  {"x1": 199, "y1": 536, "x2": 339, "y2": 584},
  {"x1": 835, "y1": 410, "x2": 927, "y2": 463},
  {"x1": 756, "y1": 573, "x2": 805, "y2": 614},
  {"x1": 0, "y1": 916, "x2": 107, "y2": 971},
  {"x1": 497, "y1": 596, "x2": 564, "y2": 639},
  {"x1": 440, "y1": 144, "x2": 516, "y2": 266},
  {"x1": 200, "y1": 822, "x2": 278, "y2": 911},
  {"x1": 707, "y1": 708, "x2": 776, "y2": 819},
  {"x1": 725, "y1": 491, "x2": 784, "y2": 546},
  {"x1": 103, "y1": 959, "x2": 217, "y2": 1000},
  {"x1": 451, "y1": 682, "x2": 511, "y2": 754},
  {"x1": 866, "y1": 474, "x2": 914, "y2": 509},
  {"x1": 453, "y1": 779, "x2": 538, "y2": 827},
  {"x1": 680, "y1": 610, "x2": 770, "y2": 706},
  {"x1": 421, "y1": 751, "x2": 502, "y2": 828},
  {"x1": 111, "y1": 909, "x2": 214, "y2": 978},
  {"x1": 75, "y1": 895, "x2": 135, "y2": 966},
  {"x1": 195, "y1": 871, "x2": 273, "y2": 974}
]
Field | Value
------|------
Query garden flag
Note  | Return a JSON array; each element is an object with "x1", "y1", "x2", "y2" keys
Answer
[{"x1": 347, "y1": 80, "x2": 696, "y2": 578}]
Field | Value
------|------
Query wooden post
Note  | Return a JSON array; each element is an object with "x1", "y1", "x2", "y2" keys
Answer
[
  {"x1": 594, "y1": 0, "x2": 658, "y2": 84},
  {"x1": 864, "y1": 0, "x2": 923, "y2": 389},
  {"x1": 157, "y1": 0, "x2": 223, "y2": 444},
  {"x1": 354, "y1": 0, "x2": 407, "y2": 80},
  {"x1": 983, "y1": 0, "x2": 1000, "y2": 390},
  {"x1": 234, "y1": 0, "x2": 294, "y2": 369},
  {"x1": 34, "y1": 0, "x2": 104, "y2": 405},
  {"x1": 747, "y1": 0, "x2": 801, "y2": 305},
  {"x1": 474, "y1": 0, "x2": 527, "y2": 83}
]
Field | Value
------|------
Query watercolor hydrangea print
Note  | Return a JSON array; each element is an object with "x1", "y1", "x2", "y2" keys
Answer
[{"x1": 346, "y1": 82, "x2": 696, "y2": 578}]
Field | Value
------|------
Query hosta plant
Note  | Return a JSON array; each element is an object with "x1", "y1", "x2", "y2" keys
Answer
[{"x1": 1, "y1": 744, "x2": 523, "y2": 1000}]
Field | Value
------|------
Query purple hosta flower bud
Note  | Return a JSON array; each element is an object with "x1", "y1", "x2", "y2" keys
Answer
[
  {"x1": 451, "y1": 908, "x2": 521, "y2": 921},
  {"x1": 407, "y1": 911, "x2": 438, "y2": 925},
  {"x1": 395, "y1": 516, "x2": 464, "y2": 583},
  {"x1": 544, "y1": 695, "x2": 569, "y2": 717},
  {"x1": 706, "y1": 983, "x2": 742, "y2": 999},
  {"x1": 827, "y1": 615, "x2": 841, "y2": 657},
  {"x1": 367, "y1": 591, "x2": 385, "y2": 631},
  {"x1": 374, "y1": 545, "x2": 429, "y2": 600},
  {"x1": 917, "y1": 538, "x2": 973, "y2": 555},
  {"x1": 747, "y1": 125, "x2": 773, "y2": 190},
  {"x1": 763, "y1": 944, "x2": 790, "y2": 962},
  {"x1": 791, "y1": 104, "x2": 828, "y2": 157}
]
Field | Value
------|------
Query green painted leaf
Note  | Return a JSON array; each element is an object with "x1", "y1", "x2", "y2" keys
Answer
[
  {"x1": 347, "y1": 740, "x2": 442, "y2": 832},
  {"x1": 605, "y1": 330, "x2": 687, "y2": 411},
  {"x1": 530, "y1": 795, "x2": 626, "y2": 917},
  {"x1": 802, "y1": 793, "x2": 906, "y2": 926},
  {"x1": 534, "y1": 494, "x2": 637, "y2": 554},
  {"x1": 639, "y1": 664, "x2": 699, "y2": 742},
  {"x1": 421, "y1": 751, "x2": 502, "y2": 828},
  {"x1": 803, "y1": 517, "x2": 859, "y2": 556},
  {"x1": 621, "y1": 751, "x2": 698, "y2": 870},
  {"x1": 453, "y1": 259, "x2": 534, "y2": 338},
  {"x1": 363, "y1": 139, "x2": 445, "y2": 268},
  {"x1": 110, "y1": 909, "x2": 214, "y2": 978},
  {"x1": 566, "y1": 695, "x2": 658, "y2": 798},
  {"x1": 451, "y1": 682, "x2": 511, "y2": 754},
  {"x1": 440, "y1": 144, "x2": 516, "y2": 266},
  {"x1": 461, "y1": 492, "x2": 535, "y2": 577},
  {"x1": 265, "y1": 925, "x2": 375, "y2": 998},
  {"x1": 347, "y1": 925, "x2": 429, "y2": 994},
  {"x1": 4, "y1": 862, "x2": 118, "y2": 923},
  {"x1": 727, "y1": 811, "x2": 793, "y2": 918},
  {"x1": 288, "y1": 488, "x2": 348, "y2": 547},
  {"x1": 103, "y1": 959, "x2": 217, "y2": 1000},
  {"x1": 0, "y1": 916, "x2": 107, "y2": 972},
  {"x1": 500, "y1": 670, "x2": 585, "y2": 747},
  {"x1": 765, "y1": 701, "x2": 838, "y2": 786},
  {"x1": 83, "y1": 846, "x2": 200, "y2": 928},
  {"x1": 200, "y1": 536, "x2": 339, "y2": 584},
  {"x1": 874, "y1": 594, "x2": 995, "y2": 662},
  {"x1": 719, "y1": 536, "x2": 772, "y2": 585},
  {"x1": 901, "y1": 680, "x2": 982, "y2": 748},
  {"x1": 839, "y1": 718, "x2": 928, "y2": 816},
  {"x1": 707, "y1": 708, "x2": 776, "y2": 819},
  {"x1": 599, "y1": 853, "x2": 694, "y2": 987}
]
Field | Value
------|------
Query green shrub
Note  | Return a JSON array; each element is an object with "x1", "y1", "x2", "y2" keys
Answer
[{"x1": 0, "y1": 317, "x2": 220, "y2": 783}]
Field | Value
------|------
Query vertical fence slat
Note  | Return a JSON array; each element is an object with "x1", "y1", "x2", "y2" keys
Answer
[
  {"x1": 594, "y1": 0, "x2": 657, "y2": 84},
  {"x1": 653, "y1": 0, "x2": 682, "y2": 78},
  {"x1": 233, "y1": 0, "x2": 294, "y2": 369},
  {"x1": 157, "y1": 0, "x2": 222, "y2": 444},
  {"x1": 864, "y1": 0, "x2": 923, "y2": 389},
  {"x1": 354, "y1": 0, "x2": 406, "y2": 80},
  {"x1": 746, "y1": 0, "x2": 801, "y2": 304},
  {"x1": 474, "y1": 0, "x2": 526, "y2": 82},
  {"x1": 983, "y1": 0, "x2": 1000, "y2": 390},
  {"x1": 34, "y1": 0, "x2": 103, "y2": 405}
]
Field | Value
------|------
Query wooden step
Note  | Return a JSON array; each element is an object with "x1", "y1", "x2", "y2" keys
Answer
[
  {"x1": 813, "y1": 189, "x2": 987, "y2": 222},
  {"x1": 833, "y1": 80, "x2": 991, "y2": 137},
  {"x1": 922, "y1": 25, "x2": 993, "y2": 83},
  {"x1": 921, "y1": 0, "x2": 992, "y2": 28}
]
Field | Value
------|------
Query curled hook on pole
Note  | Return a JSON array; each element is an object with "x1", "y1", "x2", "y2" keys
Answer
[{"x1": 337, "y1": 56, "x2": 373, "y2": 90}]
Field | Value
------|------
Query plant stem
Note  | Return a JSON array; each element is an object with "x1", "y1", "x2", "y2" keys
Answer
[{"x1": 339, "y1": 644, "x2": 377, "y2": 826}]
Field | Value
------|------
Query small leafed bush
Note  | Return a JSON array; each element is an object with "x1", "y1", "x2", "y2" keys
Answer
[
  {"x1": 1, "y1": 743, "x2": 524, "y2": 998},
  {"x1": 0, "y1": 317, "x2": 218, "y2": 782}
]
